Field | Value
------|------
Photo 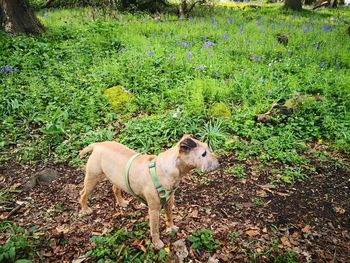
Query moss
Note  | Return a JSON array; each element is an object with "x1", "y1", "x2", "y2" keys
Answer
[
  {"x1": 103, "y1": 85, "x2": 137, "y2": 115},
  {"x1": 208, "y1": 102, "x2": 231, "y2": 119}
]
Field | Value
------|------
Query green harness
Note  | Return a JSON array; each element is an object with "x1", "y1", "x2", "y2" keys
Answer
[{"x1": 124, "y1": 153, "x2": 175, "y2": 207}]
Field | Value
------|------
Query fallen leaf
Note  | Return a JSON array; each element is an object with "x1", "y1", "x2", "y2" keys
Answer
[
  {"x1": 246, "y1": 229, "x2": 260, "y2": 237},
  {"x1": 56, "y1": 225, "x2": 70, "y2": 234},
  {"x1": 280, "y1": 236, "x2": 291, "y2": 247},
  {"x1": 301, "y1": 225, "x2": 311, "y2": 234},
  {"x1": 72, "y1": 256, "x2": 86, "y2": 263},
  {"x1": 335, "y1": 207, "x2": 345, "y2": 215}
]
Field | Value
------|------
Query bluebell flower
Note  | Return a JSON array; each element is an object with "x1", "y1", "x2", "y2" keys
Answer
[
  {"x1": 239, "y1": 26, "x2": 243, "y2": 35},
  {"x1": 0, "y1": 65, "x2": 15, "y2": 74},
  {"x1": 253, "y1": 54, "x2": 259, "y2": 63},
  {"x1": 146, "y1": 50, "x2": 153, "y2": 57},
  {"x1": 204, "y1": 41, "x2": 215, "y2": 48},
  {"x1": 182, "y1": 42, "x2": 189, "y2": 49},
  {"x1": 196, "y1": 65, "x2": 205, "y2": 72},
  {"x1": 222, "y1": 33, "x2": 228, "y2": 41},
  {"x1": 322, "y1": 25, "x2": 332, "y2": 32},
  {"x1": 257, "y1": 21, "x2": 262, "y2": 26},
  {"x1": 187, "y1": 51, "x2": 193, "y2": 60},
  {"x1": 227, "y1": 17, "x2": 233, "y2": 24},
  {"x1": 303, "y1": 25, "x2": 309, "y2": 33}
]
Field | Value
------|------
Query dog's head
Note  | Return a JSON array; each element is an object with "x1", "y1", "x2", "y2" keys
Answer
[{"x1": 177, "y1": 134, "x2": 220, "y2": 172}]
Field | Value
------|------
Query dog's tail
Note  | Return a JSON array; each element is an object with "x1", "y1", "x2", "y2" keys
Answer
[{"x1": 79, "y1": 143, "x2": 96, "y2": 159}]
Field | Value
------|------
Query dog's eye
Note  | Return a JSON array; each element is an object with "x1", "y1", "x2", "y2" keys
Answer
[{"x1": 202, "y1": 151, "x2": 207, "y2": 157}]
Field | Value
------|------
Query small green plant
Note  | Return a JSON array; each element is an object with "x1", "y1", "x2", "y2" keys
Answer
[
  {"x1": 254, "y1": 197, "x2": 263, "y2": 207},
  {"x1": 208, "y1": 102, "x2": 231, "y2": 119},
  {"x1": 0, "y1": 221, "x2": 40, "y2": 262},
  {"x1": 199, "y1": 119, "x2": 228, "y2": 152},
  {"x1": 103, "y1": 85, "x2": 138, "y2": 115},
  {"x1": 228, "y1": 231, "x2": 240, "y2": 244},
  {"x1": 86, "y1": 227, "x2": 168, "y2": 262},
  {"x1": 188, "y1": 229, "x2": 220, "y2": 252},
  {"x1": 225, "y1": 164, "x2": 247, "y2": 179},
  {"x1": 281, "y1": 167, "x2": 307, "y2": 184}
]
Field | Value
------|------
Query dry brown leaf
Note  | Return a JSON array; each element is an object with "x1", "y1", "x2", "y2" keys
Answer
[
  {"x1": 335, "y1": 207, "x2": 345, "y2": 215},
  {"x1": 280, "y1": 236, "x2": 291, "y2": 247},
  {"x1": 56, "y1": 225, "x2": 70, "y2": 234},
  {"x1": 246, "y1": 229, "x2": 260, "y2": 237},
  {"x1": 188, "y1": 209, "x2": 199, "y2": 218},
  {"x1": 256, "y1": 190, "x2": 268, "y2": 197},
  {"x1": 292, "y1": 231, "x2": 300, "y2": 239},
  {"x1": 301, "y1": 225, "x2": 311, "y2": 234}
]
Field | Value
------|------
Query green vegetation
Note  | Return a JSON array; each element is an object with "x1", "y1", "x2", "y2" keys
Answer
[
  {"x1": 0, "y1": 222, "x2": 41, "y2": 263},
  {"x1": 1, "y1": 6, "x2": 349, "y2": 168},
  {"x1": 86, "y1": 224, "x2": 168, "y2": 262},
  {"x1": 188, "y1": 228, "x2": 220, "y2": 252}
]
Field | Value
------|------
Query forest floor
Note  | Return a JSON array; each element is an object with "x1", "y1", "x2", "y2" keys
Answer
[{"x1": 0, "y1": 148, "x2": 349, "y2": 262}]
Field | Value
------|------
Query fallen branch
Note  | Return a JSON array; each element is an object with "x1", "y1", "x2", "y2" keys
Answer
[{"x1": 3, "y1": 204, "x2": 23, "y2": 220}]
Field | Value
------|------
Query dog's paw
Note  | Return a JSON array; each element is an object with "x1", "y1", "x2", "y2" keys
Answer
[
  {"x1": 166, "y1": 225, "x2": 179, "y2": 235},
  {"x1": 118, "y1": 200, "x2": 129, "y2": 208},
  {"x1": 152, "y1": 239, "x2": 165, "y2": 250},
  {"x1": 79, "y1": 207, "x2": 93, "y2": 217}
]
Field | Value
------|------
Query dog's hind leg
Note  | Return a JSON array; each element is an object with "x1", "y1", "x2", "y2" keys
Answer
[
  {"x1": 79, "y1": 171, "x2": 104, "y2": 216},
  {"x1": 112, "y1": 185, "x2": 128, "y2": 207}
]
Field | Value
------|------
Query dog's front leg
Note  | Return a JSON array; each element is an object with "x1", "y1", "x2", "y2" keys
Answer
[
  {"x1": 148, "y1": 204, "x2": 164, "y2": 249},
  {"x1": 165, "y1": 193, "x2": 178, "y2": 234}
]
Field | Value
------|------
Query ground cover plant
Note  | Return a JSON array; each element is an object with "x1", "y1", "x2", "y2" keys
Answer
[{"x1": 0, "y1": 3, "x2": 349, "y2": 262}]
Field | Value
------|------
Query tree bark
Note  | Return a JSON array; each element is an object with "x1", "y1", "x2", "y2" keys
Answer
[
  {"x1": 0, "y1": 0, "x2": 45, "y2": 35},
  {"x1": 284, "y1": 0, "x2": 302, "y2": 10},
  {"x1": 179, "y1": 0, "x2": 187, "y2": 19}
]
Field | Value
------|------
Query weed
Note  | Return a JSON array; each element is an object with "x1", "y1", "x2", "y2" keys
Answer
[
  {"x1": 0, "y1": 221, "x2": 41, "y2": 262},
  {"x1": 188, "y1": 229, "x2": 220, "y2": 252},
  {"x1": 86, "y1": 227, "x2": 169, "y2": 262},
  {"x1": 225, "y1": 164, "x2": 247, "y2": 179},
  {"x1": 228, "y1": 231, "x2": 240, "y2": 244},
  {"x1": 199, "y1": 119, "x2": 228, "y2": 152}
]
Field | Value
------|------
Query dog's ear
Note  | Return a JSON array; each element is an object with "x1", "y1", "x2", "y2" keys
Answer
[{"x1": 179, "y1": 137, "x2": 197, "y2": 153}]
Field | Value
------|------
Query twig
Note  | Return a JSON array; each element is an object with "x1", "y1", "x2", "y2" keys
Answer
[{"x1": 3, "y1": 204, "x2": 23, "y2": 220}]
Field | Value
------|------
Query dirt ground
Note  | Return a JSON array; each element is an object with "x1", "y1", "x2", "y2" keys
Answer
[{"x1": 0, "y1": 151, "x2": 349, "y2": 262}]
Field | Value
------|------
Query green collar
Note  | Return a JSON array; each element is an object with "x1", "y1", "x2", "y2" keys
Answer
[{"x1": 124, "y1": 154, "x2": 176, "y2": 207}]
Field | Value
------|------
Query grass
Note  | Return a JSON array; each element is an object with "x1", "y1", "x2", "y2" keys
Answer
[{"x1": 1, "y1": 5, "x2": 349, "y2": 168}]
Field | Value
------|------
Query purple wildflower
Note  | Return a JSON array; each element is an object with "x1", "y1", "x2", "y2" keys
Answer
[
  {"x1": 146, "y1": 50, "x2": 153, "y2": 57},
  {"x1": 182, "y1": 42, "x2": 189, "y2": 49},
  {"x1": 187, "y1": 51, "x2": 193, "y2": 60},
  {"x1": 196, "y1": 65, "x2": 205, "y2": 72},
  {"x1": 239, "y1": 26, "x2": 243, "y2": 35},
  {"x1": 253, "y1": 54, "x2": 259, "y2": 63},
  {"x1": 303, "y1": 25, "x2": 309, "y2": 33},
  {"x1": 222, "y1": 33, "x2": 228, "y2": 41},
  {"x1": 322, "y1": 25, "x2": 332, "y2": 32},
  {"x1": 204, "y1": 41, "x2": 215, "y2": 48},
  {"x1": 227, "y1": 17, "x2": 233, "y2": 24},
  {"x1": 257, "y1": 21, "x2": 262, "y2": 26},
  {"x1": 0, "y1": 65, "x2": 15, "y2": 74}
]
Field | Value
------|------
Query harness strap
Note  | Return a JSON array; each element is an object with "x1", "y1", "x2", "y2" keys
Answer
[
  {"x1": 124, "y1": 153, "x2": 147, "y2": 204},
  {"x1": 149, "y1": 160, "x2": 176, "y2": 207}
]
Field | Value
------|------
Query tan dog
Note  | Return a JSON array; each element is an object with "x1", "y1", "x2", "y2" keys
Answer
[{"x1": 79, "y1": 135, "x2": 220, "y2": 249}]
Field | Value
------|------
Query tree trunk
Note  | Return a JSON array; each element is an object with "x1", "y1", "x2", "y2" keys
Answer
[
  {"x1": 284, "y1": 0, "x2": 302, "y2": 10},
  {"x1": 179, "y1": 0, "x2": 187, "y2": 19},
  {"x1": 0, "y1": 0, "x2": 45, "y2": 35}
]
